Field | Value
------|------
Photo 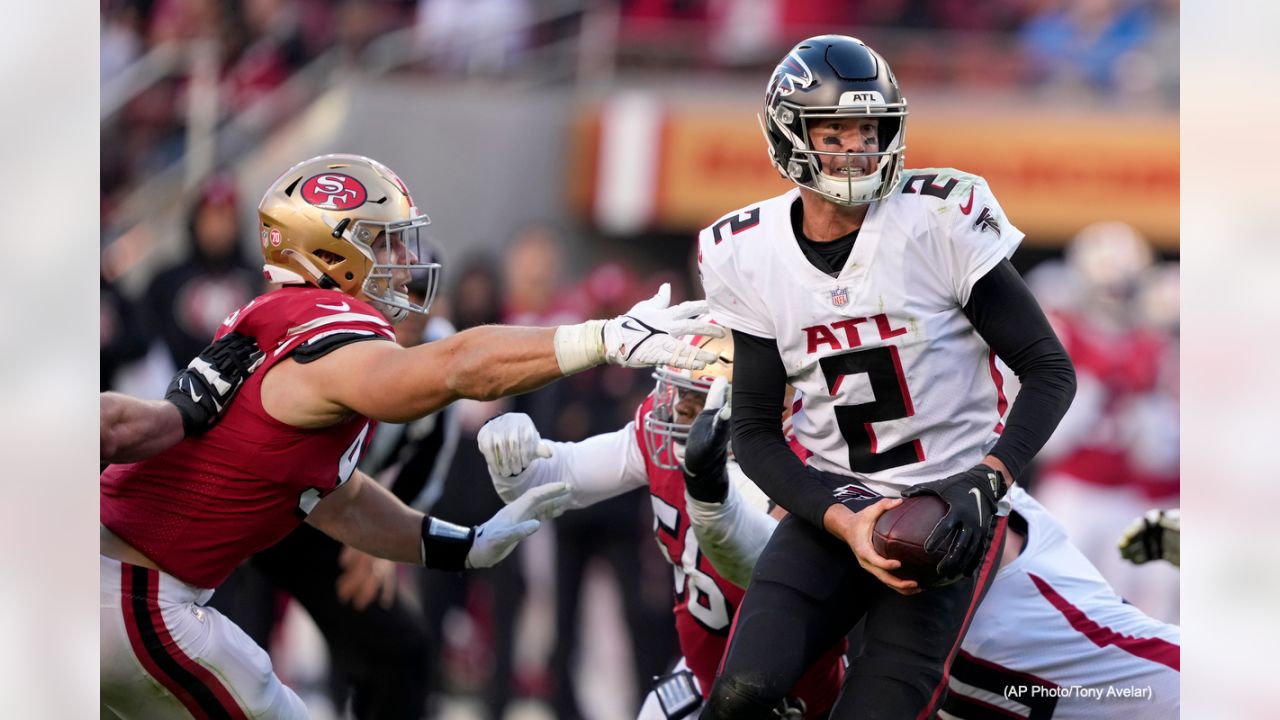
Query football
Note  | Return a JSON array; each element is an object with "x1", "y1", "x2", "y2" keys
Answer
[{"x1": 872, "y1": 495, "x2": 953, "y2": 587}]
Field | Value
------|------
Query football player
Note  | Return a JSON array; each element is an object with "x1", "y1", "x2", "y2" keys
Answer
[
  {"x1": 477, "y1": 333, "x2": 844, "y2": 719},
  {"x1": 99, "y1": 153, "x2": 724, "y2": 719},
  {"x1": 694, "y1": 36, "x2": 1077, "y2": 717},
  {"x1": 675, "y1": 389, "x2": 1179, "y2": 720}
]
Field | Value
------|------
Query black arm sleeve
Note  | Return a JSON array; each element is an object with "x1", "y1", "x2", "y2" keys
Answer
[
  {"x1": 964, "y1": 259, "x2": 1077, "y2": 481},
  {"x1": 730, "y1": 329, "x2": 838, "y2": 529}
]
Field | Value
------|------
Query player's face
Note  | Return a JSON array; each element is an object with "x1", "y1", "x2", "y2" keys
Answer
[
  {"x1": 372, "y1": 230, "x2": 418, "y2": 291},
  {"x1": 808, "y1": 116, "x2": 880, "y2": 178},
  {"x1": 674, "y1": 387, "x2": 708, "y2": 425}
]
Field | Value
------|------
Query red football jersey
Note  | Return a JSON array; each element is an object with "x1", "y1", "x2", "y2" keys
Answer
[
  {"x1": 633, "y1": 396, "x2": 844, "y2": 715},
  {"x1": 101, "y1": 287, "x2": 395, "y2": 588}
]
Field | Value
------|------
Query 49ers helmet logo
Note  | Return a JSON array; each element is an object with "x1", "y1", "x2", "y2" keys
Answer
[{"x1": 301, "y1": 173, "x2": 367, "y2": 210}]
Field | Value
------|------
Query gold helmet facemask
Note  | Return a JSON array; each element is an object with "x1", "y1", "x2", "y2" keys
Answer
[
  {"x1": 642, "y1": 332, "x2": 734, "y2": 471},
  {"x1": 257, "y1": 154, "x2": 442, "y2": 324}
]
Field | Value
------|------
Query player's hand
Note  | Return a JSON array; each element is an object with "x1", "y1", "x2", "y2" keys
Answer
[
  {"x1": 602, "y1": 283, "x2": 725, "y2": 370},
  {"x1": 826, "y1": 500, "x2": 920, "y2": 595},
  {"x1": 336, "y1": 545, "x2": 397, "y2": 611},
  {"x1": 683, "y1": 376, "x2": 733, "y2": 503},
  {"x1": 164, "y1": 332, "x2": 265, "y2": 436},
  {"x1": 902, "y1": 464, "x2": 1005, "y2": 579},
  {"x1": 478, "y1": 413, "x2": 554, "y2": 503},
  {"x1": 1118, "y1": 508, "x2": 1180, "y2": 566},
  {"x1": 466, "y1": 482, "x2": 571, "y2": 569}
]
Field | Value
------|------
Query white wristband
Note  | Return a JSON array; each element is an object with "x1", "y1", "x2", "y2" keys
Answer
[{"x1": 553, "y1": 320, "x2": 606, "y2": 375}]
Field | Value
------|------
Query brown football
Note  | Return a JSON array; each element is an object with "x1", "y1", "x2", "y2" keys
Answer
[{"x1": 872, "y1": 495, "x2": 953, "y2": 587}]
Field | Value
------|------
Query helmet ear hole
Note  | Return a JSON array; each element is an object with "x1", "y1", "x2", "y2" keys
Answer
[{"x1": 312, "y1": 249, "x2": 346, "y2": 266}]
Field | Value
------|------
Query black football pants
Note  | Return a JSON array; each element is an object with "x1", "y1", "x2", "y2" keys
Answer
[{"x1": 700, "y1": 476, "x2": 1006, "y2": 720}]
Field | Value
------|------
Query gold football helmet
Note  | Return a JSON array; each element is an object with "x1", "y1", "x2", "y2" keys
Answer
[
  {"x1": 643, "y1": 331, "x2": 734, "y2": 470},
  {"x1": 257, "y1": 154, "x2": 442, "y2": 323}
]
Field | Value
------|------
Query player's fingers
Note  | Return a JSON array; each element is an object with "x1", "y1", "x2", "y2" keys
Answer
[
  {"x1": 705, "y1": 376, "x2": 729, "y2": 411},
  {"x1": 521, "y1": 481, "x2": 570, "y2": 518},
  {"x1": 669, "y1": 320, "x2": 726, "y2": 339},
  {"x1": 664, "y1": 343, "x2": 714, "y2": 370},
  {"x1": 335, "y1": 569, "x2": 361, "y2": 604},
  {"x1": 352, "y1": 575, "x2": 379, "y2": 611},
  {"x1": 935, "y1": 526, "x2": 971, "y2": 578},
  {"x1": 666, "y1": 299, "x2": 709, "y2": 319},
  {"x1": 536, "y1": 441, "x2": 553, "y2": 459},
  {"x1": 507, "y1": 519, "x2": 541, "y2": 542},
  {"x1": 923, "y1": 519, "x2": 961, "y2": 555},
  {"x1": 862, "y1": 560, "x2": 919, "y2": 593},
  {"x1": 638, "y1": 283, "x2": 671, "y2": 309},
  {"x1": 338, "y1": 545, "x2": 358, "y2": 567}
]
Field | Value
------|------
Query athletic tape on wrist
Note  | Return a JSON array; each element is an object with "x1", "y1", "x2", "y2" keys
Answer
[
  {"x1": 420, "y1": 516, "x2": 476, "y2": 571},
  {"x1": 553, "y1": 320, "x2": 606, "y2": 375}
]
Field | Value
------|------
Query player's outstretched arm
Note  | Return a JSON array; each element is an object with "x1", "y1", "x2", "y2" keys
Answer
[
  {"x1": 479, "y1": 412, "x2": 649, "y2": 509},
  {"x1": 100, "y1": 393, "x2": 185, "y2": 464},
  {"x1": 307, "y1": 469, "x2": 572, "y2": 569},
  {"x1": 100, "y1": 332, "x2": 265, "y2": 463},
  {"x1": 270, "y1": 284, "x2": 725, "y2": 425}
]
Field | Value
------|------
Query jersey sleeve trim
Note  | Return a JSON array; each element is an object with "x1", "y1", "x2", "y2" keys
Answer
[{"x1": 292, "y1": 330, "x2": 393, "y2": 364}]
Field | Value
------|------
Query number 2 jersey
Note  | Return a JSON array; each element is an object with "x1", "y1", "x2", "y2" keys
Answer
[
  {"x1": 100, "y1": 286, "x2": 395, "y2": 589},
  {"x1": 698, "y1": 170, "x2": 1023, "y2": 494}
]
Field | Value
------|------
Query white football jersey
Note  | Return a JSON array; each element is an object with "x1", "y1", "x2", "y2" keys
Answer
[
  {"x1": 698, "y1": 169, "x2": 1022, "y2": 495},
  {"x1": 946, "y1": 487, "x2": 1180, "y2": 719}
]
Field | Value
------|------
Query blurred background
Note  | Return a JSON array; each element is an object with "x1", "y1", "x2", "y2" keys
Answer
[{"x1": 98, "y1": 1, "x2": 1179, "y2": 719}]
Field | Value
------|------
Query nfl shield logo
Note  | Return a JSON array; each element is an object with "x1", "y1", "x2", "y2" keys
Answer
[{"x1": 830, "y1": 287, "x2": 849, "y2": 307}]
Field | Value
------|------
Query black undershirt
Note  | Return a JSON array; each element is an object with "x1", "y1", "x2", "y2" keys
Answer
[
  {"x1": 791, "y1": 197, "x2": 859, "y2": 276},
  {"x1": 730, "y1": 258, "x2": 1077, "y2": 529}
]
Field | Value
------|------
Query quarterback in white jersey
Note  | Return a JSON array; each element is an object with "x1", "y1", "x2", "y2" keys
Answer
[
  {"x1": 700, "y1": 171, "x2": 1020, "y2": 493},
  {"x1": 694, "y1": 35, "x2": 1077, "y2": 720}
]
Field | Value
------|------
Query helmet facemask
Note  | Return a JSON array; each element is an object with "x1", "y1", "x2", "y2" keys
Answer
[
  {"x1": 643, "y1": 366, "x2": 716, "y2": 471},
  {"x1": 764, "y1": 101, "x2": 906, "y2": 206},
  {"x1": 324, "y1": 214, "x2": 442, "y2": 324}
]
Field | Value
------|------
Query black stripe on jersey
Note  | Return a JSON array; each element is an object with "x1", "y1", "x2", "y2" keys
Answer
[
  {"x1": 292, "y1": 331, "x2": 391, "y2": 364},
  {"x1": 128, "y1": 566, "x2": 237, "y2": 720}
]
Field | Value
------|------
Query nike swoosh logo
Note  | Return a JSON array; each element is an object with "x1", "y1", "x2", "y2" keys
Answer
[
  {"x1": 959, "y1": 187, "x2": 975, "y2": 215},
  {"x1": 620, "y1": 319, "x2": 645, "y2": 334},
  {"x1": 317, "y1": 301, "x2": 350, "y2": 311},
  {"x1": 182, "y1": 377, "x2": 204, "y2": 403},
  {"x1": 969, "y1": 487, "x2": 984, "y2": 526}
]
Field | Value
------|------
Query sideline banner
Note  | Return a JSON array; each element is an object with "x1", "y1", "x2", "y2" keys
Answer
[{"x1": 575, "y1": 100, "x2": 1178, "y2": 249}]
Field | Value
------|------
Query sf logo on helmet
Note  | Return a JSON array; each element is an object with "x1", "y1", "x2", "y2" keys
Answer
[{"x1": 302, "y1": 173, "x2": 368, "y2": 210}]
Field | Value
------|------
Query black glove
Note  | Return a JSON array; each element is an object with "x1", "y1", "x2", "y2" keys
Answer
[
  {"x1": 165, "y1": 332, "x2": 264, "y2": 437},
  {"x1": 901, "y1": 463, "x2": 1006, "y2": 580},
  {"x1": 683, "y1": 406, "x2": 732, "y2": 503},
  {"x1": 682, "y1": 377, "x2": 733, "y2": 504}
]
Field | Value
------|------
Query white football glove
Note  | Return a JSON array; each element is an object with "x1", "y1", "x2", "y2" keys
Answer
[
  {"x1": 466, "y1": 481, "x2": 571, "y2": 569},
  {"x1": 552, "y1": 284, "x2": 726, "y2": 374},
  {"x1": 478, "y1": 413, "x2": 555, "y2": 504},
  {"x1": 602, "y1": 283, "x2": 725, "y2": 370},
  {"x1": 1117, "y1": 508, "x2": 1180, "y2": 567}
]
